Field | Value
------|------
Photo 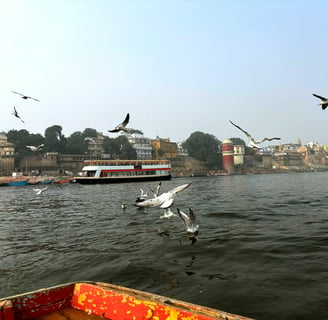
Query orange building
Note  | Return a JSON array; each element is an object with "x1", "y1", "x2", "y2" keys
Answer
[
  {"x1": 151, "y1": 137, "x2": 178, "y2": 159},
  {"x1": 0, "y1": 132, "x2": 15, "y2": 175}
]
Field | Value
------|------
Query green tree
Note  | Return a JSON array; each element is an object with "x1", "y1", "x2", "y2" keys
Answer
[
  {"x1": 103, "y1": 136, "x2": 137, "y2": 159},
  {"x1": 182, "y1": 131, "x2": 222, "y2": 169},
  {"x1": 7, "y1": 129, "x2": 44, "y2": 164},
  {"x1": 44, "y1": 125, "x2": 66, "y2": 153},
  {"x1": 65, "y1": 131, "x2": 85, "y2": 154},
  {"x1": 82, "y1": 128, "x2": 98, "y2": 139}
]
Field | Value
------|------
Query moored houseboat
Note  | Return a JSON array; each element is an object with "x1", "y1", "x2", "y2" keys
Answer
[{"x1": 74, "y1": 159, "x2": 171, "y2": 184}]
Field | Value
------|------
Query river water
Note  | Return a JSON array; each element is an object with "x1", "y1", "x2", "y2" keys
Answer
[{"x1": 0, "y1": 172, "x2": 327, "y2": 320}]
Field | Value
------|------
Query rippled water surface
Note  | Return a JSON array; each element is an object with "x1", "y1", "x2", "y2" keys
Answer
[{"x1": 1, "y1": 172, "x2": 328, "y2": 320}]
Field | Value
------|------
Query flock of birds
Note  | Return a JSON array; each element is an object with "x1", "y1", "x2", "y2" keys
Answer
[
  {"x1": 8, "y1": 90, "x2": 328, "y2": 239},
  {"x1": 131, "y1": 181, "x2": 199, "y2": 235},
  {"x1": 11, "y1": 91, "x2": 40, "y2": 124},
  {"x1": 107, "y1": 114, "x2": 199, "y2": 236}
]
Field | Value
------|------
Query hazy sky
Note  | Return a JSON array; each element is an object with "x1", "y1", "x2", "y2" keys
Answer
[{"x1": 1, "y1": 0, "x2": 328, "y2": 145}]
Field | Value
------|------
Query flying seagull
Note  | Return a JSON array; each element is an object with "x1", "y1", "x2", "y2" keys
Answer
[
  {"x1": 312, "y1": 93, "x2": 328, "y2": 110},
  {"x1": 108, "y1": 113, "x2": 130, "y2": 133},
  {"x1": 26, "y1": 144, "x2": 44, "y2": 152},
  {"x1": 12, "y1": 106, "x2": 25, "y2": 123},
  {"x1": 134, "y1": 183, "x2": 192, "y2": 208},
  {"x1": 177, "y1": 208, "x2": 199, "y2": 233},
  {"x1": 33, "y1": 186, "x2": 49, "y2": 195},
  {"x1": 12, "y1": 91, "x2": 40, "y2": 102},
  {"x1": 229, "y1": 120, "x2": 281, "y2": 149}
]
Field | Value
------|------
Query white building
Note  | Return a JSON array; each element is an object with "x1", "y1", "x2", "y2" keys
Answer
[
  {"x1": 177, "y1": 143, "x2": 188, "y2": 156},
  {"x1": 233, "y1": 144, "x2": 245, "y2": 166},
  {"x1": 127, "y1": 134, "x2": 152, "y2": 159}
]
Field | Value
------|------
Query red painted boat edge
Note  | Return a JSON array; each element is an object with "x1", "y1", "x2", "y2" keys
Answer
[{"x1": 0, "y1": 281, "x2": 255, "y2": 320}]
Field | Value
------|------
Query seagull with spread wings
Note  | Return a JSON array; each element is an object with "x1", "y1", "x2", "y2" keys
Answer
[
  {"x1": 108, "y1": 113, "x2": 130, "y2": 133},
  {"x1": 12, "y1": 91, "x2": 40, "y2": 102},
  {"x1": 12, "y1": 106, "x2": 25, "y2": 123},
  {"x1": 312, "y1": 93, "x2": 328, "y2": 110},
  {"x1": 33, "y1": 186, "x2": 49, "y2": 195},
  {"x1": 229, "y1": 120, "x2": 281, "y2": 149},
  {"x1": 134, "y1": 183, "x2": 191, "y2": 208},
  {"x1": 177, "y1": 208, "x2": 199, "y2": 233},
  {"x1": 26, "y1": 144, "x2": 44, "y2": 152}
]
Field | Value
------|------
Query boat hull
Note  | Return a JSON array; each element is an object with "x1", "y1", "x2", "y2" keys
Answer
[
  {"x1": 75, "y1": 174, "x2": 171, "y2": 184},
  {"x1": 6, "y1": 180, "x2": 29, "y2": 186},
  {"x1": 0, "y1": 281, "x2": 254, "y2": 320}
]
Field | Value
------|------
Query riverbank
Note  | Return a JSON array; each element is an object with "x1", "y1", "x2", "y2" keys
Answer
[{"x1": 0, "y1": 175, "x2": 74, "y2": 186}]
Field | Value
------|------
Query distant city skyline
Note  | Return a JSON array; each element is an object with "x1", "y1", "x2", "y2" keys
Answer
[{"x1": 1, "y1": 1, "x2": 328, "y2": 145}]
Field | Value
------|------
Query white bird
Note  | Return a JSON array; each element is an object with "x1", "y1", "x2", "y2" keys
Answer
[
  {"x1": 149, "y1": 181, "x2": 161, "y2": 197},
  {"x1": 160, "y1": 198, "x2": 176, "y2": 219},
  {"x1": 12, "y1": 91, "x2": 40, "y2": 101},
  {"x1": 33, "y1": 186, "x2": 48, "y2": 195},
  {"x1": 12, "y1": 106, "x2": 25, "y2": 123},
  {"x1": 177, "y1": 208, "x2": 199, "y2": 233},
  {"x1": 136, "y1": 188, "x2": 148, "y2": 202},
  {"x1": 229, "y1": 120, "x2": 281, "y2": 149},
  {"x1": 134, "y1": 183, "x2": 192, "y2": 208},
  {"x1": 312, "y1": 93, "x2": 328, "y2": 110},
  {"x1": 121, "y1": 203, "x2": 127, "y2": 210},
  {"x1": 108, "y1": 113, "x2": 130, "y2": 133},
  {"x1": 26, "y1": 144, "x2": 44, "y2": 152}
]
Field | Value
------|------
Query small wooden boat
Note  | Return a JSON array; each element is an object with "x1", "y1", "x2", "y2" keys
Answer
[
  {"x1": 0, "y1": 281, "x2": 253, "y2": 320},
  {"x1": 27, "y1": 178, "x2": 40, "y2": 185},
  {"x1": 39, "y1": 178, "x2": 53, "y2": 185},
  {"x1": 5, "y1": 179, "x2": 29, "y2": 186},
  {"x1": 53, "y1": 176, "x2": 74, "y2": 184}
]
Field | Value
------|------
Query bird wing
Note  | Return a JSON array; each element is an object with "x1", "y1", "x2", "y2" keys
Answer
[
  {"x1": 13, "y1": 107, "x2": 25, "y2": 123},
  {"x1": 134, "y1": 194, "x2": 164, "y2": 207},
  {"x1": 37, "y1": 144, "x2": 44, "y2": 149},
  {"x1": 121, "y1": 113, "x2": 130, "y2": 127},
  {"x1": 258, "y1": 137, "x2": 281, "y2": 143},
  {"x1": 12, "y1": 91, "x2": 24, "y2": 97},
  {"x1": 188, "y1": 208, "x2": 196, "y2": 223},
  {"x1": 155, "y1": 181, "x2": 161, "y2": 197},
  {"x1": 29, "y1": 97, "x2": 40, "y2": 102},
  {"x1": 177, "y1": 208, "x2": 189, "y2": 228},
  {"x1": 229, "y1": 120, "x2": 254, "y2": 141},
  {"x1": 313, "y1": 93, "x2": 328, "y2": 101},
  {"x1": 160, "y1": 198, "x2": 174, "y2": 209}
]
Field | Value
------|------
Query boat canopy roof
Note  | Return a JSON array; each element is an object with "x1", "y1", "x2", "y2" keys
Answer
[{"x1": 84, "y1": 159, "x2": 171, "y2": 166}]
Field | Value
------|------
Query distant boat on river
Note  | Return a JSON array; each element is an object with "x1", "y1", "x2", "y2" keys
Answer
[
  {"x1": 5, "y1": 179, "x2": 29, "y2": 186},
  {"x1": 75, "y1": 160, "x2": 172, "y2": 184}
]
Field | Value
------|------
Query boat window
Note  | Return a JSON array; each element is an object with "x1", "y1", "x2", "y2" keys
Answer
[{"x1": 87, "y1": 171, "x2": 96, "y2": 177}]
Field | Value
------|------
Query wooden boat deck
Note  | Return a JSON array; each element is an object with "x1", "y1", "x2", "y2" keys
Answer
[{"x1": 32, "y1": 307, "x2": 104, "y2": 320}]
